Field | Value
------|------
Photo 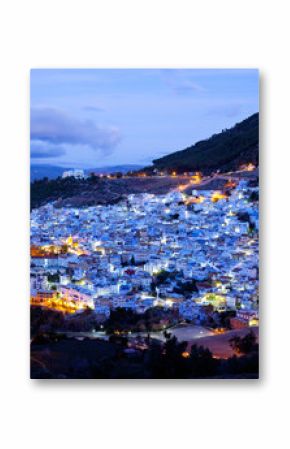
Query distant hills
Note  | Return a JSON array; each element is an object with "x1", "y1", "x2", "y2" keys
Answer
[
  {"x1": 90, "y1": 165, "x2": 143, "y2": 175},
  {"x1": 31, "y1": 113, "x2": 258, "y2": 181},
  {"x1": 31, "y1": 165, "x2": 66, "y2": 181},
  {"x1": 31, "y1": 113, "x2": 259, "y2": 208},
  {"x1": 31, "y1": 164, "x2": 143, "y2": 181},
  {"x1": 150, "y1": 113, "x2": 259, "y2": 174}
]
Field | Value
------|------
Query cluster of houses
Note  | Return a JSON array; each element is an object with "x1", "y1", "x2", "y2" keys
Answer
[{"x1": 30, "y1": 178, "x2": 259, "y2": 329}]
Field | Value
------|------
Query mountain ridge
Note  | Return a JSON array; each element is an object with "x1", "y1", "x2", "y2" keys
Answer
[{"x1": 150, "y1": 113, "x2": 259, "y2": 174}]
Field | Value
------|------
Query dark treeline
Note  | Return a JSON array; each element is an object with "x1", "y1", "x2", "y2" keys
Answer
[
  {"x1": 31, "y1": 307, "x2": 258, "y2": 379},
  {"x1": 31, "y1": 332, "x2": 259, "y2": 379},
  {"x1": 31, "y1": 176, "x2": 91, "y2": 209}
]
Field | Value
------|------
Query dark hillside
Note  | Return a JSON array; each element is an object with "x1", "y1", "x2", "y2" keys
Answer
[
  {"x1": 30, "y1": 175, "x2": 191, "y2": 209},
  {"x1": 152, "y1": 113, "x2": 259, "y2": 174}
]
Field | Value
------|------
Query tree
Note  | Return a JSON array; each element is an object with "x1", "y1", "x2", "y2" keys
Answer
[
  {"x1": 189, "y1": 344, "x2": 217, "y2": 377},
  {"x1": 249, "y1": 190, "x2": 259, "y2": 202},
  {"x1": 88, "y1": 173, "x2": 99, "y2": 183},
  {"x1": 161, "y1": 336, "x2": 189, "y2": 378},
  {"x1": 174, "y1": 279, "x2": 198, "y2": 295},
  {"x1": 47, "y1": 273, "x2": 60, "y2": 283},
  {"x1": 229, "y1": 331, "x2": 258, "y2": 355},
  {"x1": 163, "y1": 330, "x2": 171, "y2": 340}
]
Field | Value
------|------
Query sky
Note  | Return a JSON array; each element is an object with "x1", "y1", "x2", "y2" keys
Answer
[{"x1": 30, "y1": 69, "x2": 259, "y2": 168}]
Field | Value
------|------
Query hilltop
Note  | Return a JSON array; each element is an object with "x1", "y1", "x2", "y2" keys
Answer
[{"x1": 150, "y1": 113, "x2": 259, "y2": 174}]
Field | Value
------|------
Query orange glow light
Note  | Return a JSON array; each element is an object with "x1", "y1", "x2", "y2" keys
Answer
[
  {"x1": 211, "y1": 191, "x2": 228, "y2": 202},
  {"x1": 191, "y1": 172, "x2": 202, "y2": 184},
  {"x1": 240, "y1": 163, "x2": 255, "y2": 172},
  {"x1": 224, "y1": 179, "x2": 236, "y2": 189}
]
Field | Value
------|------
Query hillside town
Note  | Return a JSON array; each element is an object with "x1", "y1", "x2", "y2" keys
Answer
[{"x1": 30, "y1": 174, "x2": 259, "y2": 335}]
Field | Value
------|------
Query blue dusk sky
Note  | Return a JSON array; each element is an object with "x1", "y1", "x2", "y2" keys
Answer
[{"x1": 30, "y1": 69, "x2": 259, "y2": 168}]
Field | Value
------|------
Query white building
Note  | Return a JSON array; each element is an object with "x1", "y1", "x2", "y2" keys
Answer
[
  {"x1": 59, "y1": 285, "x2": 94, "y2": 309},
  {"x1": 62, "y1": 169, "x2": 85, "y2": 179}
]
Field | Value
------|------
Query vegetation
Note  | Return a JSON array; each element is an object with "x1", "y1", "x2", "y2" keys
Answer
[
  {"x1": 153, "y1": 270, "x2": 179, "y2": 286},
  {"x1": 31, "y1": 307, "x2": 259, "y2": 378},
  {"x1": 229, "y1": 330, "x2": 258, "y2": 354},
  {"x1": 31, "y1": 333, "x2": 259, "y2": 379},
  {"x1": 31, "y1": 176, "x2": 90, "y2": 209},
  {"x1": 173, "y1": 280, "x2": 198, "y2": 296},
  {"x1": 31, "y1": 306, "x2": 103, "y2": 336},
  {"x1": 249, "y1": 190, "x2": 259, "y2": 202},
  {"x1": 47, "y1": 273, "x2": 60, "y2": 283},
  {"x1": 104, "y1": 307, "x2": 178, "y2": 333},
  {"x1": 147, "y1": 337, "x2": 218, "y2": 378},
  {"x1": 31, "y1": 175, "x2": 191, "y2": 209}
]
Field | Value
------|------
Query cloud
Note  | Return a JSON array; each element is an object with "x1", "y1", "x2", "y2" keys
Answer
[
  {"x1": 31, "y1": 140, "x2": 67, "y2": 158},
  {"x1": 173, "y1": 80, "x2": 205, "y2": 94},
  {"x1": 160, "y1": 69, "x2": 206, "y2": 94},
  {"x1": 30, "y1": 108, "x2": 121, "y2": 158},
  {"x1": 83, "y1": 105, "x2": 105, "y2": 113}
]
